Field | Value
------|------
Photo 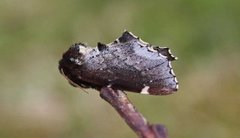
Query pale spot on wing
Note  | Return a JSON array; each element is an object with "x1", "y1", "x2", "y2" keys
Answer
[
  {"x1": 78, "y1": 45, "x2": 91, "y2": 54},
  {"x1": 140, "y1": 86, "x2": 150, "y2": 94}
]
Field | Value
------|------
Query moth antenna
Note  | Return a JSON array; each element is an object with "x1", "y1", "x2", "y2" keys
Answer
[
  {"x1": 60, "y1": 68, "x2": 89, "y2": 94},
  {"x1": 79, "y1": 87, "x2": 89, "y2": 94}
]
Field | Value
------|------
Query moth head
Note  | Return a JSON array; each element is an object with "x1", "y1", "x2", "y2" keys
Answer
[{"x1": 64, "y1": 43, "x2": 91, "y2": 65}]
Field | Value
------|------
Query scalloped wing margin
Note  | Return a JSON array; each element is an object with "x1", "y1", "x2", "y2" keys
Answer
[{"x1": 153, "y1": 47, "x2": 177, "y2": 61}]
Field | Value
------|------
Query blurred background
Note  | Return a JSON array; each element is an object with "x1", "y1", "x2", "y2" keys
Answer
[{"x1": 0, "y1": 0, "x2": 240, "y2": 137}]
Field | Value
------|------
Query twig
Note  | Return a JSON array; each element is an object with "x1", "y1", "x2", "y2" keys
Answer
[{"x1": 100, "y1": 87, "x2": 168, "y2": 138}]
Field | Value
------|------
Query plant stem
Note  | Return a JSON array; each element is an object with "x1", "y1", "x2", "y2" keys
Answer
[{"x1": 100, "y1": 87, "x2": 168, "y2": 138}]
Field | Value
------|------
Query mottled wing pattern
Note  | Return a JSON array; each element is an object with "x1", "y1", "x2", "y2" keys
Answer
[{"x1": 59, "y1": 31, "x2": 178, "y2": 95}]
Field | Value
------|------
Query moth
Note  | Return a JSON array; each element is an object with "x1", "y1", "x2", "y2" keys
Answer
[{"x1": 59, "y1": 31, "x2": 178, "y2": 95}]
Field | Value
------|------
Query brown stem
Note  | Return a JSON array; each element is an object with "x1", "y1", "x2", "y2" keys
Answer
[{"x1": 100, "y1": 87, "x2": 168, "y2": 138}]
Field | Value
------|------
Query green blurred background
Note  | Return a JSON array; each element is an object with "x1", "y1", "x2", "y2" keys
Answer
[{"x1": 1, "y1": 0, "x2": 240, "y2": 137}]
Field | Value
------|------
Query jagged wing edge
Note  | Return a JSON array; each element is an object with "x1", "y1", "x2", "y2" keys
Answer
[
  {"x1": 107, "y1": 30, "x2": 144, "y2": 45},
  {"x1": 108, "y1": 30, "x2": 178, "y2": 60},
  {"x1": 106, "y1": 31, "x2": 179, "y2": 90}
]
